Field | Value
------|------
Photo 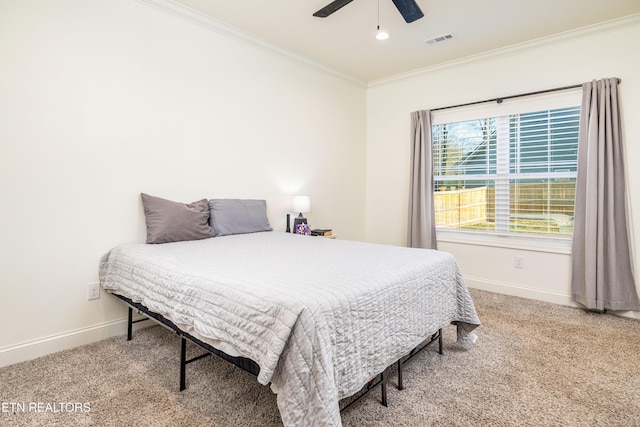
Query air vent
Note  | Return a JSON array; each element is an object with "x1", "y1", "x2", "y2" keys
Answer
[{"x1": 425, "y1": 33, "x2": 455, "y2": 45}]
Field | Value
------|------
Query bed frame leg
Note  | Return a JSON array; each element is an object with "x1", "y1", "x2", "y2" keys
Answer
[
  {"x1": 127, "y1": 307, "x2": 133, "y2": 341},
  {"x1": 180, "y1": 337, "x2": 187, "y2": 391},
  {"x1": 396, "y1": 328, "x2": 444, "y2": 390},
  {"x1": 381, "y1": 369, "x2": 388, "y2": 407},
  {"x1": 397, "y1": 359, "x2": 404, "y2": 391}
]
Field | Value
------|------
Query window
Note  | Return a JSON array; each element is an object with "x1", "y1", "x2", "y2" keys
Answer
[{"x1": 432, "y1": 90, "x2": 581, "y2": 239}]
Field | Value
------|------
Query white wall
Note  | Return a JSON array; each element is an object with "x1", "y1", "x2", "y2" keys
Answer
[
  {"x1": 365, "y1": 16, "x2": 640, "y2": 319},
  {"x1": 0, "y1": 0, "x2": 367, "y2": 366}
]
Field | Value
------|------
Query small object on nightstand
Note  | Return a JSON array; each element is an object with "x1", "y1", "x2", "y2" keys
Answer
[
  {"x1": 311, "y1": 229, "x2": 332, "y2": 237},
  {"x1": 296, "y1": 223, "x2": 311, "y2": 235}
]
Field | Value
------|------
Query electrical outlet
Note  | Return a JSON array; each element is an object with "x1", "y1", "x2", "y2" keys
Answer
[
  {"x1": 514, "y1": 256, "x2": 524, "y2": 269},
  {"x1": 87, "y1": 282, "x2": 100, "y2": 300}
]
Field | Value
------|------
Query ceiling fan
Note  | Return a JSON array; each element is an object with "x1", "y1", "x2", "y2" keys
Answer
[{"x1": 313, "y1": 0, "x2": 424, "y2": 23}]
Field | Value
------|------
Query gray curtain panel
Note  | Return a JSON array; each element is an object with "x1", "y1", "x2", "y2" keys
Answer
[
  {"x1": 571, "y1": 78, "x2": 640, "y2": 311},
  {"x1": 407, "y1": 110, "x2": 437, "y2": 249}
]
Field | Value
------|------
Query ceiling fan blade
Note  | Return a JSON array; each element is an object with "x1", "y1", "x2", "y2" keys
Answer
[
  {"x1": 313, "y1": 0, "x2": 355, "y2": 18},
  {"x1": 390, "y1": 0, "x2": 424, "y2": 23}
]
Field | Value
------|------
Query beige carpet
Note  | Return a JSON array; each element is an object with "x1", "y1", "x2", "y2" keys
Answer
[{"x1": 1, "y1": 289, "x2": 640, "y2": 426}]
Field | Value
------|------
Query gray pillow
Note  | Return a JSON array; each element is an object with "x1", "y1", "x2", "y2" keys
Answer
[
  {"x1": 141, "y1": 193, "x2": 215, "y2": 244},
  {"x1": 208, "y1": 199, "x2": 272, "y2": 236}
]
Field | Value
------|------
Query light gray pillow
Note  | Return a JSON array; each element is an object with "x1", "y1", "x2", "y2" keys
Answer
[
  {"x1": 141, "y1": 193, "x2": 215, "y2": 244},
  {"x1": 208, "y1": 199, "x2": 272, "y2": 236}
]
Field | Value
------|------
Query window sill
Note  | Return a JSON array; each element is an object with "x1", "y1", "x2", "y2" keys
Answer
[{"x1": 436, "y1": 230, "x2": 572, "y2": 254}]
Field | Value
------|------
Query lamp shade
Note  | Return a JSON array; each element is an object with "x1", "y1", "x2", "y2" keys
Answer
[{"x1": 291, "y1": 196, "x2": 311, "y2": 214}]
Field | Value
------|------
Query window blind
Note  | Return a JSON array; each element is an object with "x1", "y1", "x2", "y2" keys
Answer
[{"x1": 431, "y1": 91, "x2": 580, "y2": 238}]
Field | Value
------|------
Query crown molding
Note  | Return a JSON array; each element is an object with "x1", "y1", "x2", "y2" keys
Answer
[
  {"x1": 369, "y1": 13, "x2": 640, "y2": 88},
  {"x1": 133, "y1": 0, "x2": 366, "y2": 87}
]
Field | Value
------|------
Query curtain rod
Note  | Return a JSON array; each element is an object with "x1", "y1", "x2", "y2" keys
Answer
[{"x1": 430, "y1": 78, "x2": 622, "y2": 112}]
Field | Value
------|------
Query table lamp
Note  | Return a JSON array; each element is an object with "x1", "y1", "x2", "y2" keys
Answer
[{"x1": 291, "y1": 196, "x2": 311, "y2": 233}]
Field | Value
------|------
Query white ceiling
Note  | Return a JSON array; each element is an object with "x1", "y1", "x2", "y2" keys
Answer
[{"x1": 171, "y1": 0, "x2": 640, "y2": 82}]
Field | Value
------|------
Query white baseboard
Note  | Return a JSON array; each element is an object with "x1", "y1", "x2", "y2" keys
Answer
[
  {"x1": 0, "y1": 317, "x2": 149, "y2": 369},
  {"x1": 466, "y1": 276, "x2": 640, "y2": 320},
  {"x1": 465, "y1": 276, "x2": 576, "y2": 307}
]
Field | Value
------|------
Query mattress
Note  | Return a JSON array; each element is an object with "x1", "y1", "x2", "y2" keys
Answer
[{"x1": 100, "y1": 231, "x2": 480, "y2": 427}]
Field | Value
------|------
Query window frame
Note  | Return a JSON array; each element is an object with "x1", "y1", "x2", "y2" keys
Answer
[{"x1": 430, "y1": 89, "x2": 581, "y2": 251}]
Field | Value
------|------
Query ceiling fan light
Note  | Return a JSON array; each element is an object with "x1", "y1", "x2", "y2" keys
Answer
[{"x1": 376, "y1": 27, "x2": 390, "y2": 40}]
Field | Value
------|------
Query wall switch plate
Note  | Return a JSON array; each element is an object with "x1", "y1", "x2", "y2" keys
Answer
[
  {"x1": 87, "y1": 282, "x2": 100, "y2": 300},
  {"x1": 514, "y1": 256, "x2": 524, "y2": 269}
]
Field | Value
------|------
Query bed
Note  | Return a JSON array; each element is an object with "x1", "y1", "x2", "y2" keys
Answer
[
  {"x1": 100, "y1": 229, "x2": 480, "y2": 426},
  {"x1": 100, "y1": 191, "x2": 479, "y2": 426}
]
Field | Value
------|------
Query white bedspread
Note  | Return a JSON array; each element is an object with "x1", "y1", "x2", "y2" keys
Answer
[{"x1": 100, "y1": 232, "x2": 480, "y2": 427}]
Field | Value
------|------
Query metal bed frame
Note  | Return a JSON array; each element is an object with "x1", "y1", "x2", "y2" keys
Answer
[
  {"x1": 115, "y1": 293, "x2": 400, "y2": 411},
  {"x1": 396, "y1": 330, "x2": 443, "y2": 390}
]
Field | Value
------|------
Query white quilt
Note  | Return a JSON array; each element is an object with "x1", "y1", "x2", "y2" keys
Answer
[{"x1": 100, "y1": 232, "x2": 480, "y2": 427}]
